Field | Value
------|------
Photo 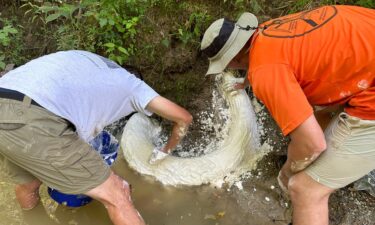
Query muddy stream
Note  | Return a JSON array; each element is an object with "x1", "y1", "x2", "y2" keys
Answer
[{"x1": 0, "y1": 155, "x2": 290, "y2": 225}]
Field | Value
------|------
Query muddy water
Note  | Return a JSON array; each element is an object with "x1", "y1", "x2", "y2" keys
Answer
[{"x1": 0, "y1": 153, "x2": 290, "y2": 225}]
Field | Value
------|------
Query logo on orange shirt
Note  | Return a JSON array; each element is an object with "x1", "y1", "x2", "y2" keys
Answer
[{"x1": 262, "y1": 6, "x2": 337, "y2": 38}]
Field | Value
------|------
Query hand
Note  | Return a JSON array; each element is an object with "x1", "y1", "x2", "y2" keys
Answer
[
  {"x1": 149, "y1": 147, "x2": 169, "y2": 165},
  {"x1": 223, "y1": 77, "x2": 246, "y2": 96}
]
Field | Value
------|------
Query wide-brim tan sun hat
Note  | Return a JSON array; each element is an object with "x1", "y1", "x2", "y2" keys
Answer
[{"x1": 201, "y1": 12, "x2": 258, "y2": 75}]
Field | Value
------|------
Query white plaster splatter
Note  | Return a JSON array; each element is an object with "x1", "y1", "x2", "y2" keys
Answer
[
  {"x1": 121, "y1": 72, "x2": 267, "y2": 186},
  {"x1": 340, "y1": 91, "x2": 351, "y2": 98},
  {"x1": 234, "y1": 181, "x2": 243, "y2": 190},
  {"x1": 357, "y1": 79, "x2": 369, "y2": 90}
]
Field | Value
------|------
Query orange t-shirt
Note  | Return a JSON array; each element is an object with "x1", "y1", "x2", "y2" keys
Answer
[{"x1": 248, "y1": 5, "x2": 375, "y2": 136}]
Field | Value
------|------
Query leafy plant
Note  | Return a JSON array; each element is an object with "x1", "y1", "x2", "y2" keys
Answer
[
  {"x1": 22, "y1": 1, "x2": 80, "y2": 23},
  {"x1": 21, "y1": 0, "x2": 146, "y2": 65},
  {"x1": 0, "y1": 18, "x2": 22, "y2": 70},
  {"x1": 176, "y1": 11, "x2": 210, "y2": 46},
  {"x1": 0, "y1": 25, "x2": 18, "y2": 47},
  {"x1": 288, "y1": 0, "x2": 314, "y2": 13},
  {"x1": 317, "y1": 0, "x2": 374, "y2": 8},
  {"x1": 356, "y1": 0, "x2": 375, "y2": 7}
]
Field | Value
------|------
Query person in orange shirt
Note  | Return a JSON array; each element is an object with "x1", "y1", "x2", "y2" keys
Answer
[{"x1": 201, "y1": 5, "x2": 375, "y2": 225}]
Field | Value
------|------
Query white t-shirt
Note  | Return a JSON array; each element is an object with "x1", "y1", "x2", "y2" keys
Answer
[{"x1": 0, "y1": 50, "x2": 159, "y2": 141}]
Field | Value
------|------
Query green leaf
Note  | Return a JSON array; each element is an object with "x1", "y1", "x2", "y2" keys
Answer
[
  {"x1": 84, "y1": 11, "x2": 95, "y2": 17},
  {"x1": 31, "y1": 15, "x2": 39, "y2": 23},
  {"x1": 0, "y1": 33, "x2": 6, "y2": 40},
  {"x1": 45, "y1": 13, "x2": 61, "y2": 23},
  {"x1": 131, "y1": 17, "x2": 139, "y2": 23},
  {"x1": 125, "y1": 22, "x2": 133, "y2": 29},
  {"x1": 104, "y1": 43, "x2": 115, "y2": 48},
  {"x1": 24, "y1": 9, "x2": 33, "y2": 16},
  {"x1": 116, "y1": 55, "x2": 124, "y2": 65},
  {"x1": 99, "y1": 18, "x2": 108, "y2": 27},
  {"x1": 3, "y1": 25, "x2": 18, "y2": 34},
  {"x1": 6, "y1": 27, "x2": 18, "y2": 34},
  {"x1": 20, "y1": 2, "x2": 32, "y2": 9},
  {"x1": 117, "y1": 46, "x2": 129, "y2": 55},
  {"x1": 116, "y1": 24, "x2": 125, "y2": 33},
  {"x1": 250, "y1": 0, "x2": 264, "y2": 14},
  {"x1": 161, "y1": 39, "x2": 170, "y2": 48},
  {"x1": 0, "y1": 61, "x2": 5, "y2": 70},
  {"x1": 108, "y1": 19, "x2": 115, "y2": 26},
  {"x1": 39, "y1": 5, "x2": 58, "y2": 14}
]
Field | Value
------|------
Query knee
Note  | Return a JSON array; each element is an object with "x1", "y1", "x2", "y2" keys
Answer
[
  {"x1": 288, "y1": 173, "x2": 308, "y2": 202},
  {"x1": 111, "y1": 174, "x2": 132, "y2": 203},
  {"x1": 89, "y1": 173, "x2": 132, "y2": 207},
  {"x1": 288, "y1": 172, "x2": 333, "y2": 204}
]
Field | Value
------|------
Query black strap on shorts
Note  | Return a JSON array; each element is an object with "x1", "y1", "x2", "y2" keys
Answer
[
  {"x1": 0, "y1": 87, "x2": 43, "y2": 108},
  {"x1": 0, "y1": 87, "x2": 77, "y2": 131}
]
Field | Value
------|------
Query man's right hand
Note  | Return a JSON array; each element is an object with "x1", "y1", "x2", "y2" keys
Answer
[
  {"x1": 149, "y1": 147, "x2": 169, "y2": 165},
  {"x1": 222, "y1": 77, "x2": 248, "y2": 95}
]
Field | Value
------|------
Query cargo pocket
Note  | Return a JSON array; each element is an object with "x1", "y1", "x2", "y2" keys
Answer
[
  {"x1": 0, "y1": 102, "x2": 27, "y2": 130},
  {"x1": 328, "y1": 113, "x2": 351, "y2": 151},
  {"x1": 50, "y1": 146, "x2": 104, "y2": 185},
  {"x1": 0, "y1": 123, "x2": 25, "y2": 130}
]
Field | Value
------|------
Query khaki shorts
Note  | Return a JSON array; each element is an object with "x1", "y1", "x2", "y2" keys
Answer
[
  {"x1": 0, "y1": 97, "x2": 110, "y2": 194},
  {"x1": 305, "y1": 112, "x2": 375, "y2": 189}
]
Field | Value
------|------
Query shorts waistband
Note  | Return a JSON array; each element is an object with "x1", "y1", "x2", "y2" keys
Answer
[{"x1": 0, "y1": 87, "x2": 43, "y2": 108}]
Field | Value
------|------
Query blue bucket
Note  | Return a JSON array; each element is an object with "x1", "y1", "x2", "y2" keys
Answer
[
  {"x1": 48, "y1": 130, "x2": 119, "y2": 207},
  {"x1": 47, "y1": 189, "x2": 93, "y2": 207}
]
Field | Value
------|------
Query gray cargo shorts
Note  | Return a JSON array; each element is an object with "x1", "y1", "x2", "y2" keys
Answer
[
  {"x1": 305, "y1": 112, "x2": 375, "y2": 189},
  {"x1": 0, "y1": 96, "x2": 110, "y2": 194}
]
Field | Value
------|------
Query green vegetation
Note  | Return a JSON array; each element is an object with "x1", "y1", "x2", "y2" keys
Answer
[
  {"x1": 290, "y1": 0, "x2": 374, "y2": 12},
  {"x1": 21, "y1": 0, "x2": 146, "y2": 65},
  {"x1": 0, "y1": 23, "x2": 17, "y2": 69},
  {"x1": 0, "y1": 17, "x2": 24, "y2": 70},
  {"x1": 2, "y1": 0, "x2": 372, "y2": 68},
  {"x1": 0, "y1": 0, "x2": 373, "y2": 105}
]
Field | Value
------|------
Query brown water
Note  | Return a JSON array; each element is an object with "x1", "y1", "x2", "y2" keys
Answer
[{"x1": 0, "y1": 153, "x2": 290, "y2": 225}]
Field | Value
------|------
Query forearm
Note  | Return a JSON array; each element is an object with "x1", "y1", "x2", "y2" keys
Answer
[
  {"x1": 282, "y1": 114, "x2": 327, "y2": 177},
  {"x1": 284, "y1": 140, "x2": 322, "y2": 176},
  {"x1": 162, "y1": 122, "x2": 189, "y2": 153},
  {"x1": 280, "y1": 142, "x2": 323, "y2": 188},
  {"x1": 146, "y1": 96, "x2": 192, "y2": 153}
]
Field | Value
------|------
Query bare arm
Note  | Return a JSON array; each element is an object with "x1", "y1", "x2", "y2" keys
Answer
[
  {"x1": 279, "y1": 114, "x2": 327, "y2": 186},
  {"x1": 146, "y1": 96, "x2": 192, "y2": 153}
]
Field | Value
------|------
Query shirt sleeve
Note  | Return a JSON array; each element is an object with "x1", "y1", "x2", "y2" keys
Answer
[
  {"x1": 250, "y1": 64, "x2": 313, "y2": 136},
  {"x1": 131, "y1": 81, "x2": 160, "y2": 116}
]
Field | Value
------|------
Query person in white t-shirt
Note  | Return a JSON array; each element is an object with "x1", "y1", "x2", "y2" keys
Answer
[{"x1": 0, "y1": 50, "x2": 192, "y2": 225}]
